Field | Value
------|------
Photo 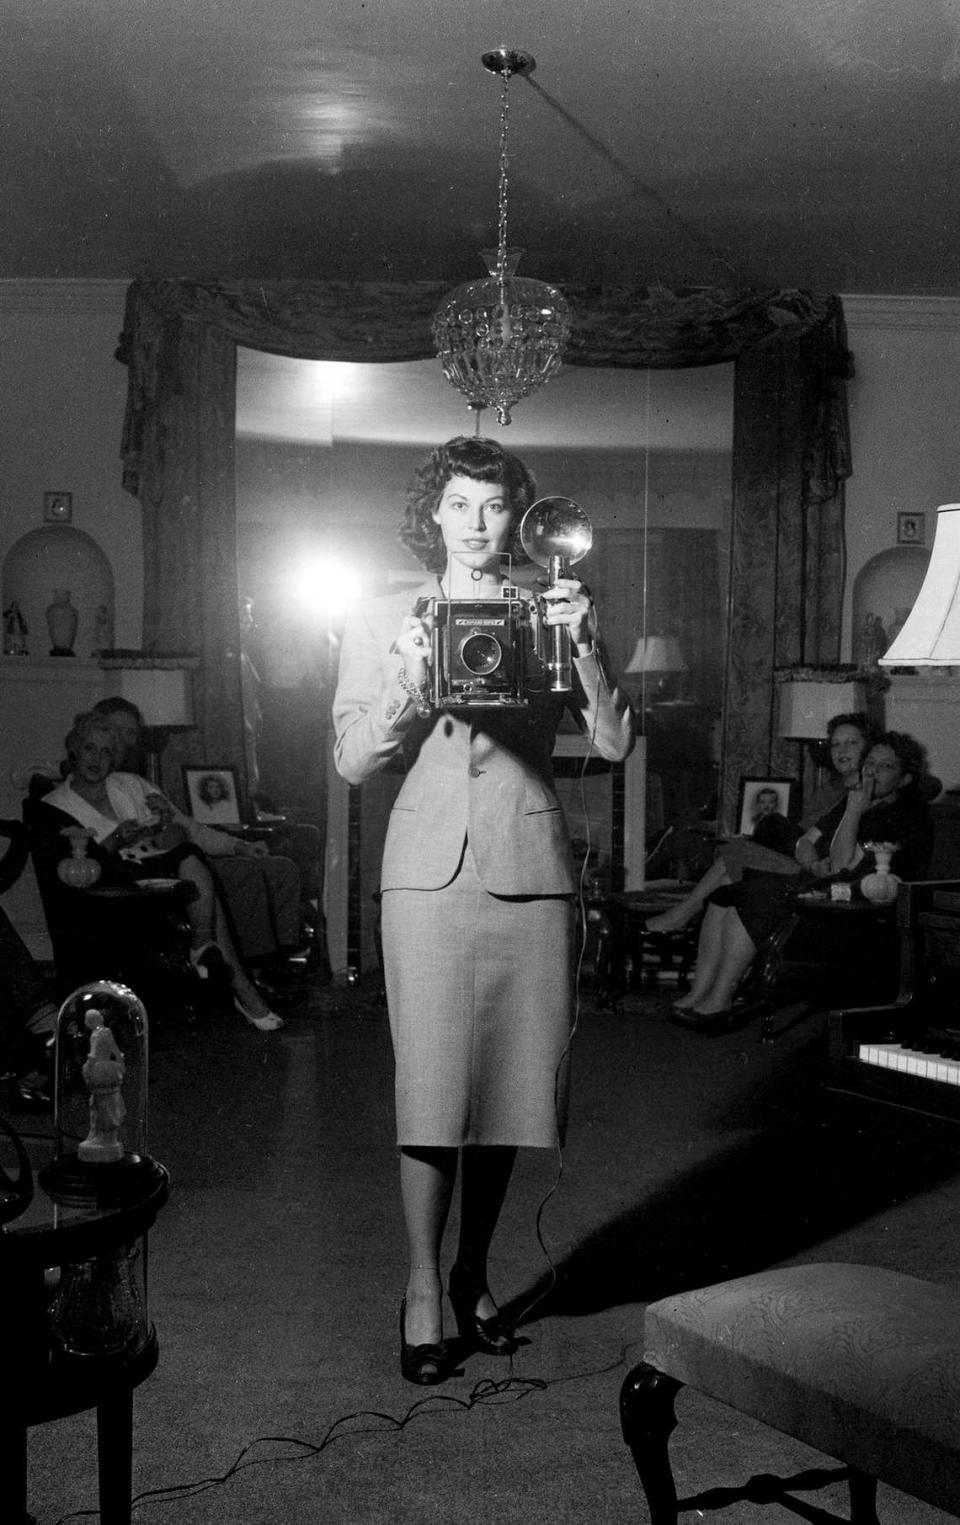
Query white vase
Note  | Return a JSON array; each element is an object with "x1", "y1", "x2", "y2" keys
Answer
[
  {"x1": 46, "y1": 588, "x2": 78, "y2": 656},
  {"x1": 861, "y1": 845, "x2": 900, "y2": 904},
  {"x1": 57, "y1": 835, "x2": 102, "y2": 890}
]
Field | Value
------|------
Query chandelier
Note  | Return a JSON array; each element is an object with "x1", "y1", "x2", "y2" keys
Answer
[{"x1": 432, "y1": 49, "x2": 571, "y2": 426}]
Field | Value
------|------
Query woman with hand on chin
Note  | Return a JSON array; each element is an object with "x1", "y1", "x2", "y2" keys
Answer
[
  {"x1": 333, "y1": 436, "x2": 633, "y2": 1385},
  {"x1": 671, "y1": 731, "x2": 933, "y2": 1030}
]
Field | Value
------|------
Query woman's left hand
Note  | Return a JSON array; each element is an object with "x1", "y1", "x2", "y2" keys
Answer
[{"x1": 540, "y1": 576, "x2": 596, "y2": 655}]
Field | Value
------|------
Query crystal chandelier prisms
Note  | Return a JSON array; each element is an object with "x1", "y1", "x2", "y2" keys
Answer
[{"x1": 432, "y1": 50, "x2": 571, "y2": 426}]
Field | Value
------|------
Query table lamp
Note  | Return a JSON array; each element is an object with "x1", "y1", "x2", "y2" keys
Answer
[
  {"x1": 625, "y1": 635, "x2": 687, "y2": 704},
  {"x1": 776, "y1": 665, "x2": 867, "y2": 795},
  {"x1": 99, "y1": 653, "x2": 198, "y2": 785}
]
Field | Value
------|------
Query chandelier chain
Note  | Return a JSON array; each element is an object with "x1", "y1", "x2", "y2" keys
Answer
[
  {"x1": 496, "y1": 63, "x2": 510, "y2": 287},
  {"x1": 430, "y1": 47, "x2": 570, "y2": 425}
]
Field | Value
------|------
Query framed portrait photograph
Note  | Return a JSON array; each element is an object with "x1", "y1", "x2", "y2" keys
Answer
[
  {"x1": 182, "y1": 765, "x2": 241, "y2": 826},
  {"x1": 736, "y1": 776, "x2": 798, "y2": 838},
  {"x1": 897, "y1": 511, "x2": 925, "y2": 546}
]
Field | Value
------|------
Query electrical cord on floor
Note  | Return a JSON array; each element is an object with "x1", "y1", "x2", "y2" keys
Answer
[{"x1": 52, "y1": 1348, "x2": 636, "y2": 1524}]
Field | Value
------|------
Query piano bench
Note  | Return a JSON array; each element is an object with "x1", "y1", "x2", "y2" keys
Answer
[{"x1": 620, "y1": 1262, "x2": 960, "y2": 1522}]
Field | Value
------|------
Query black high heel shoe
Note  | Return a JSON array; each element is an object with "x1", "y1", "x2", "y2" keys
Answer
[
  {"x1": 448, "y1": 1265, "x2": 518, "y2": 1355},
  {"x1": 399, "y1": 1298, "x2": 447, "y2": 1385}
]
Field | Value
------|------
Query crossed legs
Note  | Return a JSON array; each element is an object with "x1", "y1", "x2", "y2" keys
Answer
[{"x1": 646, "y1": 859, "x2": 733, "y2": 934}]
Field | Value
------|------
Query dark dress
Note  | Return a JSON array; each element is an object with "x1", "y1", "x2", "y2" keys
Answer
[{"x1": 710, "y1": 789, "x2": 934, "y2": 947}]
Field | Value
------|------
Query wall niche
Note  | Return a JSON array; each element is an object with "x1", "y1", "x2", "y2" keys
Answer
[{"x1": 2, "y1": 525, "x2": 114, "y2": 660}]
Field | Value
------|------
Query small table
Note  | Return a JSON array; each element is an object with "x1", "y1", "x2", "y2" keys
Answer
[
  {"x1": 752, "y1": 888, "x2": 898, "y2": 1040},
  {"x1": 0, "y1": 1131, "x2": 168, "y2": 1525}
]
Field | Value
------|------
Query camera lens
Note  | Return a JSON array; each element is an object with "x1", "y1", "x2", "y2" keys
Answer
[{"x1": 459, "y1": 632, "x2": 502, "y2": 675}]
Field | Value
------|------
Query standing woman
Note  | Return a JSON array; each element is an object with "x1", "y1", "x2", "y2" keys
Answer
[{"x1": 333, "y1": 436, "x2": 634, "y2": 1384}]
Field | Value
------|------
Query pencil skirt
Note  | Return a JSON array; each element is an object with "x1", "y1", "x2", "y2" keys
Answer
[{"x1": 381, "y1": 845, "x2": 575, "y2": 1149}]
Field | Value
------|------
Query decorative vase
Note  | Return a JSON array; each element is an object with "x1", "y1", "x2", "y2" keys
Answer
[
  {"x1": 46, "y1": 588, "x2": 78, "y2": 656},
  {"x1": 860, "y1": 844, "x2": 900, "y2": 904},
  {"x1": 57, "y1": 831, "x2": 102, "y2": 890}
]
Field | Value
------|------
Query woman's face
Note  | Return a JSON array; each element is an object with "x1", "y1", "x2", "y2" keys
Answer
[
  {"x1": 74, "y1": 726, "x2": 116, "y2": 787},
  {"x1": 830, "y1": 723, "x2": 867, "y2": 781},
  {"x1": 862, "y1": 743, "x2": 908, "y2": 801},
  {"x1": 432, "y1": 474, "x2": 514, "y2": 572}
]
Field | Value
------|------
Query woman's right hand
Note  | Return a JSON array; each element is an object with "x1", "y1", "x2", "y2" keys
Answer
[
  {"x1": 104, "y1": 819, "x2": 153, "y2": 853},
  {"x1": 845, "y1": 773, "x2": 875, "y2": 816},
  {"x1": 394, "y1": 608, "x2": 433, "y2": 681}
]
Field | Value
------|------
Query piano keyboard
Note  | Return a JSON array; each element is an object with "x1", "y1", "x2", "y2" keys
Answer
[{"x1": 859, "y1": 1042, "x2": 960, "y2": 1087}]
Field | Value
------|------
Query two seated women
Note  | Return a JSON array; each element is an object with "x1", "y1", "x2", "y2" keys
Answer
[{"x1": 660, "y1": 724, "x2": 935, "y2": 1031}]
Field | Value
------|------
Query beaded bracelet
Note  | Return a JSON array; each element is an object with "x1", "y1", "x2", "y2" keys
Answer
[{"x1": 397, "y1": 665, "x2": 432, "y2": 718}]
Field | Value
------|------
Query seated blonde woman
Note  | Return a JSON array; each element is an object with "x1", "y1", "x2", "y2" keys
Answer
[{"x1": 34, "y1": 711, "x2": 284, "y2": 1032}]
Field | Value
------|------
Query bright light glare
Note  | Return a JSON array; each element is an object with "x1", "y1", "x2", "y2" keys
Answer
[{"x1": 291, "y1": 557, "x2": 364, "y2": 621}]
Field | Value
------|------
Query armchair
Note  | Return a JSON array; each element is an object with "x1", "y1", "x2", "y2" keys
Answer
[{"x1": 23, "y1": 789, "x2": 202, "y2": 1011}]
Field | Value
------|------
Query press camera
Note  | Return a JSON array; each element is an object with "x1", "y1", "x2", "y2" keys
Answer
[
  {"x1": 428, "y1": 589, "x2": 535, "y2": 708},
  {"x1": 425, "y1": 496, "x2": 593, "y2": 709}
]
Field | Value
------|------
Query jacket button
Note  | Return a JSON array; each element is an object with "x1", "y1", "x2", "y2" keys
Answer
[{"x1": 469, "y1": 766, "x2": 482, "y2": 777}]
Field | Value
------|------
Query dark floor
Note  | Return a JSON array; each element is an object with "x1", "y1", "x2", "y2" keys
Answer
[{"x1": 16, "y1": 970, "x2": 960, "y2": 1524}]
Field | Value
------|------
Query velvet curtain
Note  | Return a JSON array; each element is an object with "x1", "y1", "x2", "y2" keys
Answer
[{"x1": 117, "y1": 280, "x2": 851, "y2": 825}]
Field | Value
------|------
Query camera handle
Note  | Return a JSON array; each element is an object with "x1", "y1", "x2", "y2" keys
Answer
[{"x1": 545, "y1": 552, "x2": 573, "y2": 693}]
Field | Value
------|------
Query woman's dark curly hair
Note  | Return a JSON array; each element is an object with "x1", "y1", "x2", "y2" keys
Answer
[
  {"x1": 867, "y1": 730, "x2": 930, "y2": 792},
  {"x1": 398, "y1": 436, "x2": 538, "y2": 574}
]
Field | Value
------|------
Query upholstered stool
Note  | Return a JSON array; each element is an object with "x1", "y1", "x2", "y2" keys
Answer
[{"x1": 620, "y1": 1263, "x2": 960, "y2": 1522}]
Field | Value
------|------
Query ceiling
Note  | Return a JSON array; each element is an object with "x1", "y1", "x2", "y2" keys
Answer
[{"x1": 5, "y1": 0, "x2": 960, "y2": 295}]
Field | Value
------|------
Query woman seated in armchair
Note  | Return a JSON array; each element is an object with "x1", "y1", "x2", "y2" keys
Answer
[
  {"x1": 31, "y1": 711, "x2": 285, "y2": 1032},
  {"x1": 671, "y1": 731, "x2": 935, "y2": 1032}
]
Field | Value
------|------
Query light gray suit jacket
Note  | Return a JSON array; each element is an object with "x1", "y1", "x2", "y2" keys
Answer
[{"x1": 333, "y1": 579, "x2": 635, "y2": 896}]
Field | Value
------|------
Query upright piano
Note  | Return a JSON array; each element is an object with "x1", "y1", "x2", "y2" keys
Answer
[{"x1": 826, "y1": 879, "x2": 960, "y2": 1129}]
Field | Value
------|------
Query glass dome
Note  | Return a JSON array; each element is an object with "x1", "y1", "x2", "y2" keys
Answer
[{"x1": 43, "y1": 980, "x2": 154, "y2": 1204}]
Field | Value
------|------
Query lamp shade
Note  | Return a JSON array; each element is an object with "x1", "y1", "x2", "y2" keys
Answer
[
  {"x1": 881, "y1": 504, "x2": 960, "y2": 665},
  {"x1": 778, "y1": 675, "x2": 865, "y2": 739},
  {"x1": 625, "y1": 635, "x2": 687, "y2": 675},
  {"x1": 100, "y1": 654, "x2": 197, "y2": 727}
]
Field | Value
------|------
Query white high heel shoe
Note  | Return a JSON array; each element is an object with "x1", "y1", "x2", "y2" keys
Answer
[{"x1": 233, "y1": 996, "x2": 285, "y2": 1033}]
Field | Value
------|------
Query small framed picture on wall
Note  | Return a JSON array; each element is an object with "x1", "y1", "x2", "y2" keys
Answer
[{"x1": 897, "y1": 511, "x2": 925, "y2": 546}]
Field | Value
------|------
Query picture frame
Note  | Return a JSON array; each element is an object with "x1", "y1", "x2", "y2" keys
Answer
[
  {"x1": 736, "y1": 776, "x2": 798, "y2": 838},
  {"x1": 897, "y1": 511, "x2": 924, "y2": 546},
  {"x1": 182, "y1": 765, "x2": 241, "y2": 826}
]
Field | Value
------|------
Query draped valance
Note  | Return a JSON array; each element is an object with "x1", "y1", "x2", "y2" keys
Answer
[{"x1": 116, "y1": 278, "x2": 852, "y2": 826}]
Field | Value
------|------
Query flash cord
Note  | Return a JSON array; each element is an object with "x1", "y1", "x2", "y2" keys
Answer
[
  {"x1": 52, "y1": 1347, "x2": 635, "y2": 1524},
  {"x1": 508, "y1": 616, "x2": 606, "y2": 1331}
]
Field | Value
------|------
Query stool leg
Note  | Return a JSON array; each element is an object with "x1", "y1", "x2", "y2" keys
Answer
[
  {"x1": 97, "y1": 1387, "x2": 134, "y2": 1525},
  {"x1": 848, "y1": 1469, "x2": 880, "y2": 1524},
  {"x1": 619, "y1": 1362, "x2": 682, "y2": 1525}
]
